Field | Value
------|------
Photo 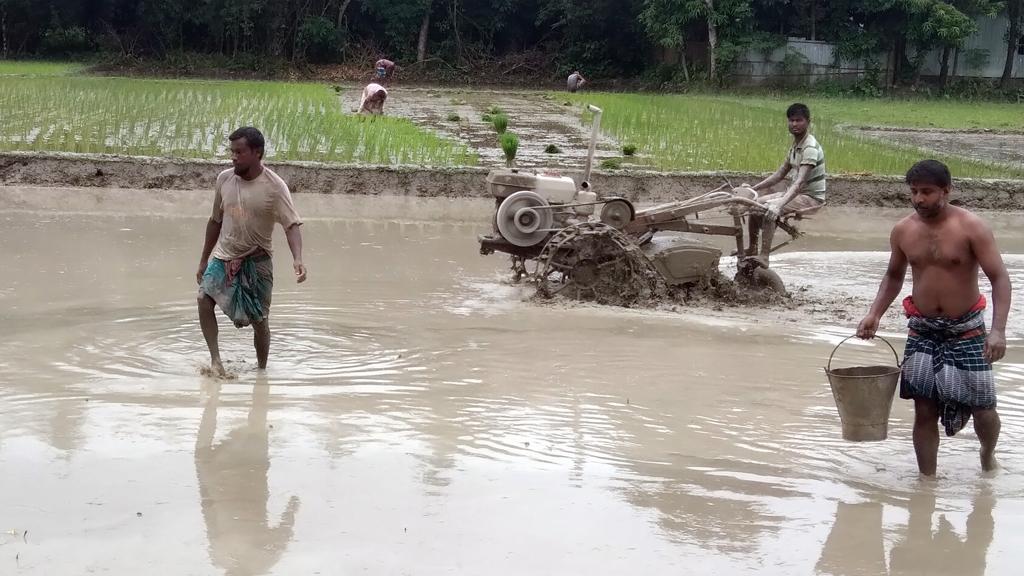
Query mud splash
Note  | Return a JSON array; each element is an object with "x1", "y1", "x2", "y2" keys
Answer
[{"x1": 529, "y1": 271, "x2": 842, "y2": 332}]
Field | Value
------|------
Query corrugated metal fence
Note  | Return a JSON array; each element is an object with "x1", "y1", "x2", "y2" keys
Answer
[{"x1": 732, "y1": 15, "x2": 1023, "y2": 85}]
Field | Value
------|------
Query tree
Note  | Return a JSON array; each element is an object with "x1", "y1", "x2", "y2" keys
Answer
[
  {"x1": 640, "y1": 0, "x2": 699, "y2": 80},
  {"x1": 1002, "y1": 0, "x2": 1022, "y2": 85},
  {"x1": 1, "y1": 0, "x2": 8, "y2": 58},
  {"x1": 640, "y1": 0, "x2": 752, "y2": 82},
  {"x1": 417, "y1": 0, "x2": 432, "y2": 62},
  {"x1": 939, "y1": 0, "x2": 1000, "y2": 88},
  {"x1": 903, "y1": 0, "x2": 977, "y2": 88},
  {"x1": 362, "y1": 0, "x2": 434, "y2": 60},
  {"x1": 536, "y1": 0, "x2": 650, "y2": 77}
]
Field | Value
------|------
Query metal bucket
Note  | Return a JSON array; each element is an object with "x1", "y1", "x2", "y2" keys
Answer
[{"x1": 825, "y1": 335, "x2": 901, "y2": 442}]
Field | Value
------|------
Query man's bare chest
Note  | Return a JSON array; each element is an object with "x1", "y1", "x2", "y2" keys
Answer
[{"x1": 902, "y1": 228, "x2": 974, "y2": 269}]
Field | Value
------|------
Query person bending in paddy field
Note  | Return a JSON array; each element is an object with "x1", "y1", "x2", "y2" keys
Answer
[
  {"x1": 857, "y1": 159, "x2": 1010, "y2": 476},
  {"x1": 374, "y1": 58, "x2": 396, "y2": 85},
  {"x1": 358, "y1": 83, "x2": 388, "y2": 115},
  {"x1": 196, "y1": 127, "x2": 307, "y2": 376},
  {"x1": 567, "y1": 70, "x2": 587, "y2": 93}
]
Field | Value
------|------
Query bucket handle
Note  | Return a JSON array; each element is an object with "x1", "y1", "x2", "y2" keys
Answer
[{"x1": 827, "y1": 335, "x2": 901, "y2": 373}]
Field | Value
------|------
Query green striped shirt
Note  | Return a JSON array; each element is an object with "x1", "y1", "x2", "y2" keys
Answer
[{"x1": 787, "y1": 134, "x2": 826, "y2": 201}]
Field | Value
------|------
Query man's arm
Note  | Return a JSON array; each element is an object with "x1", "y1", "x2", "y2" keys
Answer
[
  {"x1": 751, "y1": 160, "x2": 791, "y2": 192},
  {"x1": 857, "y1": 225, "x2": 909, "y2": 339},
  {"x1": 971, "y1": 217, "x2": 1011, "y2": 362},
  {"x1": 197, "y1": 219, "x2": 222, "y2": 285},
  {"x1": 771, "y1": 164, "x2": 812, "y2": 207},
  {"x1": 285, "y1": 223, "x2": 307, "y2": 283},
  {"x1": 198, "y1": 178, "x2": 225, "y2": 284}
]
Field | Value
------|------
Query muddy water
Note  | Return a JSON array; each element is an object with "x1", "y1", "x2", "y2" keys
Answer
[
  {"x1": 1, "y1": 188, "x2": 1024, "y2": 575},
  {"x1": 340, "y1": 86, "x2": 623, "y2": 169}
]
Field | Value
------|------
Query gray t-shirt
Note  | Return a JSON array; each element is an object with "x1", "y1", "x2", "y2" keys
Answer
[
  {"x1": 210, "y1": 167, "x2": 302, "y2": 260},
  {"x1": 567, "y1": 73, "x2": 583, "y2": 91}
]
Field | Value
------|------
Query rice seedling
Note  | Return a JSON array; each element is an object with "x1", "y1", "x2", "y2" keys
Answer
[
  {"x1": 447, "y1": 113, "x2": 461, "y2": 122},
  {"x1": 0, "y1": 76, "x2": 476, "y2": 166},
  {"x1": 544, "y1": 144, "x2": 562, "y2": 154},
  {"x1": 488, "y1": 105, "x2": 504, "y2": 115},
  {"x1": 600, "y1": 157, "x2": 624, "y2": 170},
  {"x1": 622, "y1": 144, "x2": 637, "y2": 156},
  {"x1": 566, "y1": 93, "x2": 1023, "y2": 178},
  {"x1": 499, "y1": 132, "x2": 519, "y2": 167},
  {"x1": 491, "y1": 113, "x2": 509, "y2": 134}
]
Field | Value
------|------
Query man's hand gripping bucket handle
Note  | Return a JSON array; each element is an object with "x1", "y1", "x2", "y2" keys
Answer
[{"x1": 826, "y1": 335, "x2": 902, "y2": 373}]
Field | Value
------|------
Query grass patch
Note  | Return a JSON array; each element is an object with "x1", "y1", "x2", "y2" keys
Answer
[
  {"x1": 730, "y1": 95, "x2": 1024, "y2": 131},
  {"x1": 0, "y1": 76, "x2": 476, "y2": 166},
  {"x1": 500, "y1": 132, "x2": 519, "y2": 167},
  {"x1": 567, "y1": 92, "x2": 1023, "y2": 178},
  {"x1": 600, "y1": 157, "x2": 623, "y2": 170},
  {"x1": 0, "y1": 61, "x2": 84, "y2": 76},
  {"x1": 491, "y1": 113, "x2": 509, "y2": 134}
]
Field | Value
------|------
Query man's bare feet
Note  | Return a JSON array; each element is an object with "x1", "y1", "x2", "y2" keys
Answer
[
  {"x1": 981, "y1": 447, "x2": 999, "y2": 472},
  {"x1": 211, "y1": 358, "x2": 226, "y2": 378}
]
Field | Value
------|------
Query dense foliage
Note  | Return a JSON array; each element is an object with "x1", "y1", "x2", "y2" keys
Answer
[{"x1": 0, "y1": 0, "x2": 1019, "y2": 85}]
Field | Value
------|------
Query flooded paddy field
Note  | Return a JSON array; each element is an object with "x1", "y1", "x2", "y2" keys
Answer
[
  {"x1": 853, "y1": 128, "x2": 1024, "y2": 169},
  {"x1": 340, "y1": 87, "x2": 622, "y2": 169},
  {"x1": 1, "y1": 188, "x2": 1023, "y2": 575}
]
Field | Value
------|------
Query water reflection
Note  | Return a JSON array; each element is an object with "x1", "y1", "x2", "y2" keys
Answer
[
  {"x1": 889, "y1": 487, "x2": 994, "y2": 576},
  {"x1": 195, "y1": 379, "x2": 299, "y2": 576},
  {"x1": 0, "y1": 206, "x2": 1020, "y2": 573},
  {"x1": 622, "y1": 459, "x2": 806, "y2": 555},
  {"x1": 815, "y1": 501, "x2": 887, "y2": 575},
  {"x1": 816, "y1": 486, "x2": 994, "y2": 576}
]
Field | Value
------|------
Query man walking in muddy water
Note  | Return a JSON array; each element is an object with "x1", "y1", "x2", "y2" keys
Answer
[
  {"x1": 196, "y1": 127, "x2": 307, "y2": 376},
  {"x1": 857, "y1": 159, "x2": 1010, "y2": 476},
  {"x1": 745, "y1": 103, "x2": 825, "y2": 255}
]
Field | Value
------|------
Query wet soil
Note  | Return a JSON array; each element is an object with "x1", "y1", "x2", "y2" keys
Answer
[
  {"x1": 339, "y1": 86, "x2": 623, "y2": 169},
  {"x1": 852, "y1": 127, "x2": 1024, "y2": 169},
  {"x1": 5, "y1": 153, "x2": 1024, "y2": 210}
]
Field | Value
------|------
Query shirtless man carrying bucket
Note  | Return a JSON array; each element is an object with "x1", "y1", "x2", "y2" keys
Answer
[{"x1": 857, "y1": 159, "x2": 1010, "y2": 476}]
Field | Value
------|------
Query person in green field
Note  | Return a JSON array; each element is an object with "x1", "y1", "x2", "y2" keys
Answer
[
  {"x1": 744, "y1": 102, "x2": 826, "y2": 255},
  {"x1": 567, "y1": 70, "x2": 587, "y2": 93}
]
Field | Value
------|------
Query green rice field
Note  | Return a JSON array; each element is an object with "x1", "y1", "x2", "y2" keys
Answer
[
  {"x1": 569, "y1": 93, "x2": 1024, "y2": 178},
  {"x1": 731, "y1": 95, "x2": 1024, "y2": 131},
  {"x1": 0, "y1": 66, "x2": 475, "y2": 166},
  {"x1": 0, "y1": 61, "x2": 82, "y2": 76},
  {"x1": 0, "y1": 60, "x2": 1020, "y2": 176}
]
